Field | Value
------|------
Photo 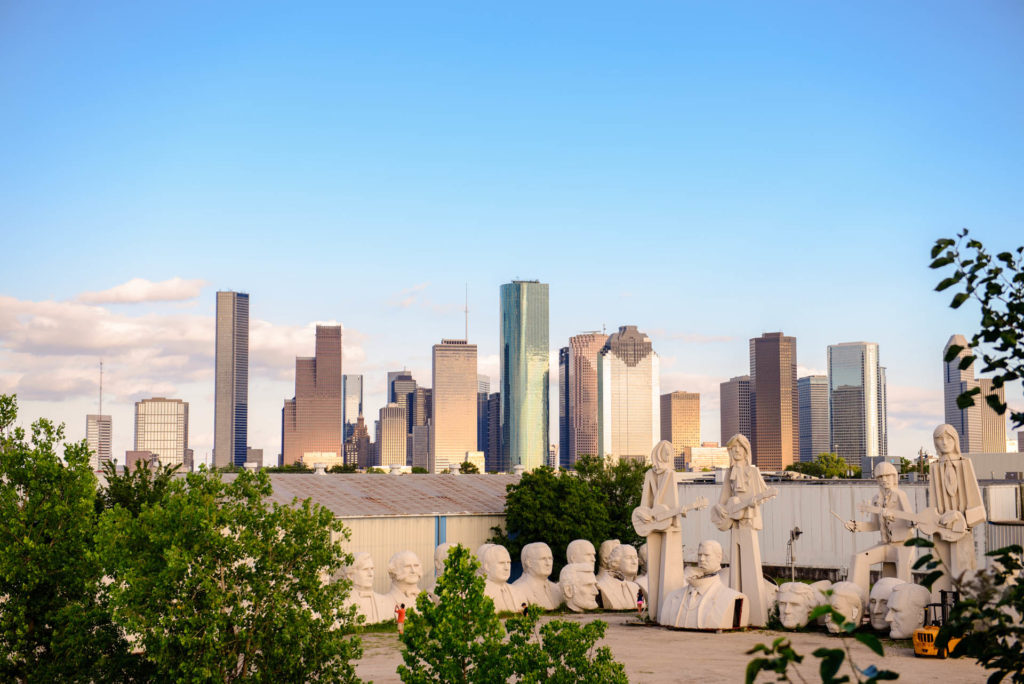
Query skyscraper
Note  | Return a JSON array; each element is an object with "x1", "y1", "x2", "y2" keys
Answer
[
  {"x1": 499, "y1": 280, "x2": 549, "y2": 472},
  {"x1": 558, "y1": 347, "x2": 569, "y2": 467},
  {"x1": 661, "y1": 391, "x2": 700, "y2": 465},
  {"x1": 565, "y1": 332, "x2": 608, "y2": 468},
  {"x1": 477, "y1": 377, "x2": 490, "y2": 455},
  {"x1": 343, "y1": 374, "x2": 363, "y2": 441},
  {"x1": 486, "y1": 392, "x2": 500, "y2": 472},
  {"x1": 879, "y1": 366, "x2": 889, "y2": 457},
  {"x1": 86, "y1": 414, "x2": 112, "y2": 470},
  {"x1": 431, "y1": 339, "x2": 478, "y2": 473},
  {"x1": 750, "y1": 332, "x2": 798, "y2": 471},
  {"x1": 827, "y1": 342, "x2": 887, "y2": 471},
  {"x1": 797, "y1": 375, "x2": 830, "y2": 462},
  {"x1": 943, "y1": 334, "x2": 983, "y2": 454},
  {"x1": 282, "y1": 325, "x2": 343, "y2": 465},
  {"x1": 598, "y1": 325, "x2": 660, "y2": 462},
  {"x1": 719, "y1": 375, "x2": 751, "y2": 446},
  {"x1": 391, "y1": 372, "x2": 418, "y2": 434},
  {"x1": 378, "y1": 403, "x2": 406, "y2": 467},
  {"x1": 215, "y1": 291, "x2": 249, "y2": 468},
  {"x1": 980, "y1": 378, "x2": 1007, "y2": 452},
  {"x1": 135, "y1": 397, "x2": 189, "y2": 467}
]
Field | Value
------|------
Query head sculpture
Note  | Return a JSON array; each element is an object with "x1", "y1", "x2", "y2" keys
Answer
[
  {"x1": 826, "y1": 581, "x2": 866, "y2": 633},
  {"x1": 480, "y1": 544, "x2": 512, "y2": 583},
  {"x1": 346, "y1": 552, "x2": 375, "y2": 591},
  {"x1": 566, "y1": 539, "x2": 597, "y2": 569},
  {"x1": 874, "y1": 461, "x2": 899, "y2": 494},
  {"x1": 608, "y1": 544, "x2": 639, "y2": 581},
  {"x1": 868, "y1": 578, "x2": 905, "y2": 631},
  {"x1": 559, "y1": 562, "x2": 600, "y2": 612},
  {"x1": 388, "y1": 550, "x2": 423, "y2": 590},
  {"x1": 433, "y1": 542, "x2": 453, "y2": 576},
  {"x1": 726, "y1": 434, "x2": 752, "y2": 466},
  {"x1": 933, "y1": 423, "x2": 962, "y2": 460},
  {"x1": 637, "y1": 543, "x2": 648, "y2": 575},
  {"x1": 777, "y1": 582, "x2": 818, "y2": 629},
  {"x1": 651, "y1": 440, "x2": 675, "y2": 472},
  {"x1": 598, "y1": 539, "x2": 621, "y2": 573},
  {"x1": 520, "y1": 542, "x2": 554, "y2": 580},
  {"x1": 695, "y1": 540, "x2": 724, "y2": 577},
  {"x1": 886, "y1": 583, "x2": 931, "y2": 638}
]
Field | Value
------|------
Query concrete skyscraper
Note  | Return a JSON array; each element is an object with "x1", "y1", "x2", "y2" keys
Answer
[
  {"x1": 282, "y1": 325, "x2": 343, "y2": 466},
  {"x1": 378, "y1": 403, "x2": 406, "y2": 467},
  {"x1": 980, "y1": 378, "x2": 1007, "y2": 452},
  {"x1": 565, "y1": 332, "x2": 608, "y2": 468},
  {"x1": 390, "y1": 372, "x2": 417, "y2": 434},
  {"x1": 597, "y1": 325, "x2": 660, "y2": 462},
  {"x1": 86, "y1": 414, "x2": 112, "y2": 470},
  {"x1": 827, "y1": 342, "x2": 887, "y2": 471},
  {"x1": 943, "y1": 334, "x2": 984, "y2": 454},
  {"x1": 214, "y1": 290, "x2": 249, "y2": 468},
  {"x1": 719, "y1": 375, "x2": 751, "y2": 446},
  {"x1": 431, "y1": 339, "x2": 478, "y2": 473},
  {"x1": 750, "y1": 332, "x2": 798, "y2": 471},
  {"x1": 343, "y1": 374, "x2": 363, "y2": 441},
  {"x1": 499, "y1": 280, "x2": 549, "y2": 472},
  {"x1": 134, "y1": 397, "x2": 189, "y2": 467},
  {"x1": 661, "y1": 391, "x2": 700, "y2": 464},
  {"x1": 797, "y1": 375, "x2": 830, "y2": 462}
]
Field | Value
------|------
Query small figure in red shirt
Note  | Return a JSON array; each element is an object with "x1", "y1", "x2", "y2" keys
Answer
[
  {"x1": 395, "y1": 603, "x2": 406, "y2": 635},
  {"x1": 636, "y1": 589, "x2": 645, "y2": 619}
]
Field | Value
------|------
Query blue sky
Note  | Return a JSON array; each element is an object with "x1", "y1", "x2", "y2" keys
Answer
[{"x1": 1, "y1": 1, "x2": 1022, "y2": 462}]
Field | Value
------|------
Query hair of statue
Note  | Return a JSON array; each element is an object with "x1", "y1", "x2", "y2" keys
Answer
[
  {"x1": 933, "y1": 423, "x2": 962, "y2": 454},
  {"x1": 725, "y1": 434, "x2": 752, "y2": 464}
]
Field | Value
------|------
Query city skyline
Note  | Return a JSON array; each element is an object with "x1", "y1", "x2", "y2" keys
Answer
[{"x1": 2, "y1": 3, "x2": 1022, "y2": 463}]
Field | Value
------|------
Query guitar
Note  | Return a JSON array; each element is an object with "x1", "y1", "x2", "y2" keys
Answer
[
  {"x1": 632, "y1": 497, "x2": 710, "y2": 536},
  {"x1": 856, "y1": 502, "x2": 967, "y2": 542},
  {"x1": 723, "y1": 487, "x2": 778, "y2": 518}
]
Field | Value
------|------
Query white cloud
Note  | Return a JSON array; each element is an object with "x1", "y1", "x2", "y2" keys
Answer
[{"x1": 78, "y1": 277, "x2": 208, "y2": 304}]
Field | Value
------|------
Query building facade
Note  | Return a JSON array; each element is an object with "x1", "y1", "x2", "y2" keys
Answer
[
  {"x1": 798, "y1": 375, "x2": 830, "y2": 463},
  {"x1": 827, "y1": 342, "x2": 887, "y2": 471},
  {"x1": 750, "y1": 332, "x2": 799, "y2": 471},
  {"x1": 378, "y1": 403, "x2": 407, "y2": 467},
  {"x1": 343, "y1": 374, "x2": 363, "y2": 441},
  {"x1": 660, "y1": 391, "x2": 700, "y2": 461},
  {"x1": 282, "y1": 325, "x2": 343, "y2": 466},
  {"x1": 943, "y1": 334, "x2": 984, "y2": 454},
  {"x1": 566, "y1": 332, "x2": 608, "y2": 468},
  {"x1": 980, "y1": 378, "x2": 1008, "y2": 453},
  {"x1": 597, "y1": 325, "x2": 660, "y2": 462},
  {"x1": 719, "y1": 375, "x2": 751, "y2": 446},
  {"x1": 86, "y1": 414, "x2": 112, "y2": 470},
  {"x1": 558, "y1": 346, "x2": 569, "y2": 468},
  {"x1": 214, "y1": 290, "x2": 249, "y2": 468},
  {"x1": 134, "y1": 397, "x2": 189, "y2": 467},
  {"x1": 431, "y1": 339, "x2": 478, "y2": 473},
  {"x1": 499, "y1": 280, "x2": 549, "y2": 472},
  {"x1": 486, "y1": 392, "x2": 501, "y2": 472}
]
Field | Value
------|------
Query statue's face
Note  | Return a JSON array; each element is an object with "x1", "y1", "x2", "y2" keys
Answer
[
  {"x1": 349, "y1": 557, "x2": 374, "y2": 589},
  {"x1": 826, "y1": 593, "x2": 861, "y2": 633},
  {"x1": 886, "y1": 591, "x2": 925, "y2": 639},
  {"x1": 696, "y1": 543, "x2": 722, "y2": 575},
  {"x1": 526, "y1": 547, "x2": 553, "y2": 578},
  {"x1": 567, "y1": 572, "x2": 599, "y2": 610},
  {"x1": 728, "y1": 443, "x2": 748, "y2": 464},
  {"x1": 434, "y1": 545, "x2": 451, "y2": 574},
  {"x1": 568, "y1": 541, "x2": 596, "y2": 567},
  {"x1": 868, "y1": 579, "x2": 902, "y2": 630},
  {"x1": 394, "y1": 553, "x2": 423, "y2": 586},
  {"x1": 777, "y1": 591, "x2": 810, "y2": 629},
  {"x1": 934, "y1": 430, "x2": 959, "y2": 459},
  {"x1": 617, "y1": 547, "x2": 639, "y2": 576},
  {"x1": 484, "y1": 547, "x2": 512, "y2": 582},
  {"x1": 877, "y1": 473, "x2": 897, "y2": 493}
]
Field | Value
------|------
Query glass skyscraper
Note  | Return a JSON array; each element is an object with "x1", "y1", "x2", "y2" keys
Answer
[
  {"x1": 215, "y1": 291, "x2": 249, "y2": 468},
  {"x1": 343, "y1": 374, "x2": 363, "y2": 441},
  {"x1": 827, "y1": 341, "x2": 887, "y2": 471},
  {"x1": 499, "y1": 280, "x2": 549, "y2": 472}
]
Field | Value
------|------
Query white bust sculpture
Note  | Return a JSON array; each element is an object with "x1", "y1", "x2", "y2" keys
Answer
[
  {"x1": 777, "y1": 582, "x2": 819, "y2": 629},
  {"x1": 597, "y1": 544, "x2": 642, "y2": 610},
  {"x1": 659, "y1": 540, "x2": 749, "y2": 630},
  {"x1": 512, "y1": 542, "x2": 561, "y2": 610},
  {"x1": 826, "y1": 581, "x2": 866, "y2": 633},
  {"x1": 886, "y1": 583, "x2": 931, "y2": 639},
  {"x1": 343, "y1": 552, "x2": 394, "y2": 624},
  {"x1": 479, "y1": 544, "x2": 524, "y2": 613},
  {"x1": 386, "y1": 550, "x2": 424, "y2": 608},
  {"x1": 868, "y1": 577, "x2": 905, "y2": 631},
  {"x1": 559, "y1": 562, "x2": 600, "y2": 612},
  {"x1": 425, "y1": 542, "x2": 453, "y2": 594},
  {"x1": 567, "y1": 539, "x2": 597, "y2": 570},
  {"x1": 596, "y1": 539, "x2": 621, "y2": 581}
]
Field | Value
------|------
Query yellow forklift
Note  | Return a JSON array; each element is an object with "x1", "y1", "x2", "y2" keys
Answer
[{"x1": 913, "y1": 590, "x2": 962, "y2": 658}]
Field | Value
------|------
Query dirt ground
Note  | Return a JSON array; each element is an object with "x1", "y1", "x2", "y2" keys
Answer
[{"x1": 354, "y1": 612, "x2": 989, "y2": 683}]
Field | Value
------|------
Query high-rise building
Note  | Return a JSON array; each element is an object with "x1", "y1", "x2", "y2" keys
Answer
[
  {"x1": 500, "y1": 280, "x2": 549, "y2": 472},
  {"x1": 282, "y1": 325, "x2": 343, "y2": 465},
  {"x1": 720, "y1": 375, "x2": 751, "y2": 446},
  {"x1": 558, "y1": 347, "x2": 569, "y2": 467},
  {"x1": 343, "y1": 374, "x2": 363, "y2": 441},
  {"x1": 134, "y1": 397, "x2": 189, "y2": 467},
  {"x1": 86, "y1": 414, "x2": 112, "y2": 470},
  {"x1": 386, "y1": 370, "x2": 407, "y2": 404},
  {"x1": 660, "y1": 391, "x2": 700, "y2": 463},
  {"x1": 943, "y1": 334, "x2": 984, "y2": 454},
  {"x1": 564, "y1": 332, "x2": 607, "y2": 468},
  {"x1": 827, "y1": 342, "x2": 887, "y2": 471},
  {"x1": 879, "y1": 366, "x2": 889, "y2": 457},
  {"x1": 410, "y1": 424, "x2": 431, "y2": 471},
  {"x1": 797, "y1": 375, "x2": 830, "y2": 462},
  {"x1": 597, "y1": 326, "x2": 660, "y2": 462},
  {"x1": 980, "y1": 378, "x2": 1007, "y2": 453},
  {"x1": 378, "y1": 403, "x2": 406, "y2": 467},
  {"x1": 486, "y1": 392, "x2": 501, "y2": 472},
  {"x1": 347, "y1": 414, "x2": 371, "y2": 467},
  {"x1": 477, "y1": 375, "x2": 490, "y2": 394},
  {"x1": 413, "y1": 387, "x2": 431, "y2": 430},
  {"x1": 215, "y1": 291, "x2": 249, "y2": 468},
  {"x1": 477, "y1": 391, "x2": 489, "y2": 454},
  {"x1": 391, "y1": 372, "x2": 418, "y2": 434},
  {"x1": 431, "y1": 339, "x2": 478, "y2": 473},
  {"x1": 750, "y1": 332, "x2": 798, "y2": 471}
]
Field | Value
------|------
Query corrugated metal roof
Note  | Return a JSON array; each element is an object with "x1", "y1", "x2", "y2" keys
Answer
[{"x1": 222, "y1": 473, "x2": 519, "y2": 517}]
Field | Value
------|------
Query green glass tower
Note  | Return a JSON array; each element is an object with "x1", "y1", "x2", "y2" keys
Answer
[{"x1": 500, "y1": 280, "x2": 549, "y2": 472}]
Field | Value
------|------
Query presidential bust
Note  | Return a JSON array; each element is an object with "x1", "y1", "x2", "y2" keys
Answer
[
  {"x1": 777, "y1": 582, "x2": 819, "y2": 629},
  {"x1": 512, "y1": 542, "x2": 561, "y2": 610},
  {"x1": 868, "y1": 577, "x2": 905, "y2": 631},
  {"x1": 659, "y1": 540, "x2": 748, "y2": 630},
  {"x1": 386, "y1": 550, "x2": 423, "y2": 608},
  {"x1": 560, "y1": 562, "x2": 600, "y2": 613},
  {"x1": 826, "y1": 582, "x2": 866, "y2": 634},
  {"x1": 886, "y1": 583, "x2": 931, "y2": 639},
  {"x1": 479, "y1": 544, "x2": 523, "y2": 613},
  {"x1": 597, "y1": 544, "x2": 642, "y2": 610},
  {"x1": 343, "y1": 552, "x2": 393, "y2": 624}
]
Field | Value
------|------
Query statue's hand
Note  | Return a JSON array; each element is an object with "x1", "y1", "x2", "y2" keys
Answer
[
  {"x1": 844, "y1": 520, "x2": 858, "y2": 533},
  {"x1": 635, "y1": 509, "x2": 652, "y2": 523}
]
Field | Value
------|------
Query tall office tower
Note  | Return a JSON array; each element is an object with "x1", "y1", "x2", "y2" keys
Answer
[
  {"x1": 566, "y1": 332, "x2": 609, "y2": 468},
  {"x1": 478, "y1": 375, "x2": 490, "y2": 394},
  {"x1": 749, "y1": 332, "x2": 798, "y2": 471},
  {"x1": 412, "y1": 387, "x2": 431, "y2": 429},
  {"x1": 980, "y1": 378, "x2": 1007, "y2": 452},
  {"x1": 827, "y1": 342, "x2": 887, "y2": 471},
  {"x1": 86, "y1": 414, "x2": 112, "y2": 469},
  {"x1": 378, "y1": 403, "x2": 407, "y2": 467},
  {"x1": 878, "y1": 367, "x2": 889, "y2": 457},
  {"x1": 477, "y1": 390, "x2": 489, "y2": 454},
  {"x1": 499, "y1": 280, "x2": 549, "y2": 472},
  {"x1": 282, "y1": 325, "x2": 343, "y2": 465},
  {"x1": 410, "y1": 424, "x2": 432, "y2": 470},
  {"x1": 386, "y1": 370, "x2": 407, "y2": 403},
  {"x1": 134, "y1": 397, "x2": 189, "y2": 467},
  {"x1": 342, "y1": 374, "x2": 363, "y2": 441},
  {"x1": 389, "y1": 372, "x2": 417, "y2": 434},
  {"x1": 214, "y1": 291, "x2": 249, "y2": 468},
  {"x1": 348, "y1": 415, "x2": 371, "y2": 467},
  {"x1": 431, "y1": 339, "x2": 478, "y2": 473},
  {"x1": 660, "y1": 391, "x2": 700, "y2": 464},
  {"x1": 719, "y1": 375, "x2": 751, "y2": 446},
  {"x1": 486, "y1": 392, "x2": 501, "y2": 472},
  {"x1": 597, "y1": 326, "x2": 660, "y2": 462},
  {"x1": 797, "y1": 375, "x2": 830, "y2": 462},
  {"x1": 558, "y1": 347, "x2": 569, "y2": 468},
  {"x1": 943, "y1": 334, "x2": 984, "y2": 454}
]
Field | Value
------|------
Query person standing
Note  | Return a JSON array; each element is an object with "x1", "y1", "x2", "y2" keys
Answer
[{"x1": 395, "y1": 603, "x2": 406, "y2": 636}]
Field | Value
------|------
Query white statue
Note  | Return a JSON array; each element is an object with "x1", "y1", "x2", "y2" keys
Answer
[
  {"x1": 343, "y1": 552, "x2": 394, "y2": 624},
  {"x1": 424, "y1": 542, "x2": 453, "y2": 594},
  {"x1": 929, "y1": 424, "x2": 986, "y2": 593},
  {"x1": 710, "y1": 434, "x2": 777, "y2": 627},
  {"x1": 631, "y1": 441, "x2": 708, "y2": 621},
  {"x1": 868, "y1": 577, "x2": 905, "y2": 631},
  {"x1": 512, "y1": 542, "x2": 561, "y2": 610},
  {"x1": 885, "y1": 583, "x2": 931, "y2": 639},
  {"x1": 659, "y1": 540, "x2": 749, "y2": 630},
  {"x1": 596, "y1": 539, "x2": 621, "y2": 582},
  {"x1": 825, "y1": 581, "x2": 866, "y2": 633},
  {"x1": 597, "y1": 544, "x2": 642, "y2": 610},
  {"x1": 566, "y1": 539, "x2": 597, "y2": 570},
  {"x1": 844, "y1": 461, "x2": 916, "y2": 596},
  {"x1": 777, "y1": 582, "x2": 824, "y2": 629},
  {"x1": 635, "y1": 542, "x2": 649, "y2": 598},
  {"x1": 479, "y1": 544, "x2": 524, "y2": 613},
  {"x1": 386, "y1": 550, "x2": 424, "y2": 608},
  {"x1": 559, "y1": 562, "x2": 600, "y2": 613}
]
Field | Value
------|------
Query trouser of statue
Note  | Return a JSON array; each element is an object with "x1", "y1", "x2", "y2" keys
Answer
[
  {"x1": 931, "y1": 534, "x2": 977, "y2": 595},
  {"x1": 849, "y1": 543, "x2": 914, "y2": 595},
  {"x1": 729, "y1": 525, "x2": 768, "y2": 627},
  {"x1": 647, "y1": 529, "x2": 683, "y2": 622}
]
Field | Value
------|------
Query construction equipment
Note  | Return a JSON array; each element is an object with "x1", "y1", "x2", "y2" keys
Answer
[{"x1": 913, "y1": 590, "x2": 962, "y2": 658}]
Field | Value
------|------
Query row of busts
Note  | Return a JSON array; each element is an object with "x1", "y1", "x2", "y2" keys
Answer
[{"x1": 778, "y1": 578, "x2": 930, "y2": 638}]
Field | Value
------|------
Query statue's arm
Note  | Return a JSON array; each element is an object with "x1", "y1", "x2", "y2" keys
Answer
[{"x1": 962, "y1": 461, "x2": 987, "y2": 528}]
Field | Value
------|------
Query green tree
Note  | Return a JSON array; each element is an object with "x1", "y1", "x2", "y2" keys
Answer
[
  {"x1": 0, "y1": 394, "x2": 136, "y2": 683},
  {"x1": 459, "y1": 461, "x2": 480, "y2": 474},
  {"x1": 815, "y1": 452, "x2": 851, "y2": 478},
  {"x1": 96, "y1": 467, "x2": 362, "y2": 683},
  {"x1": 785, "y1": 461, "x2": 825, "y2": 478},
  {"x1": 96, "y1": 458, "x2": 180, "y2": 515},
  {"x1": 575, "y1": 455, "x2": 647, "y2": 548},
  {"x1": 398, "y1": 545, "x2": 508, "y2": 683},
  {"x1": 328, "y1": 463, "x2": 359, "y2": 473},
  {"x1": 931, "y1": 229, "x2": 1024, "y2": 429},
  {"x1": 504, "y1": 606, "x2": 628, "y2": 683}
]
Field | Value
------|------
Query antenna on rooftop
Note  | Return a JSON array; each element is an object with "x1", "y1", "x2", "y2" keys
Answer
[
  {"x1": 464, "y1": 283, "x2": 469, "y2": 341},
  {"x1": 99, "y1": 360, "x2": 103, "y2": 415}
]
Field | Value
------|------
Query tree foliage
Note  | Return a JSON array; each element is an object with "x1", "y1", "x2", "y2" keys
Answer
[
  {"x1": 786, "y1": 453, "x2": 856, "y2": 479},
  {"x1": 459, "y1": 461, "x2": 480, "y2": 474},
  {"x1": 96, "y1": 458, "x2": 180, "y2": 515},
  {"x1": 504, "y1": 607, "x2": 628, "y2": 683},
  {"x1": 574, "y1": 455, "x2": 647, "y2": 548},
  {"x1": 931, "y1": 229, "x2": 1024, "y2": 428}
]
